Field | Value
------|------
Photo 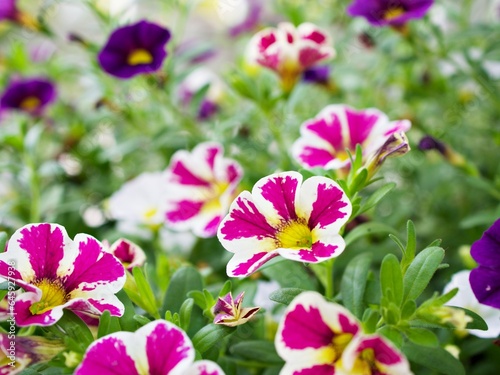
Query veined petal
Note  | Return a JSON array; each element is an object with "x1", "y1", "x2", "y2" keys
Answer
[
  {"x1": 280, "y1": 363, "x2": 335, "y2": 375},
  {"x1": 276, "y1": 291, "x2": 360, "y2": 367},
  {"x1": 185, "y1": 360, "x2": 226, "y2": 375},
  {"x1": 226, "y1": 249, "x2": 278, "y2": 277},
  {"x1": 470, "y1": 267, "x2": 500, "y2": 309},
  {"x1": 279, "y1": 237, "x2": 344, "y2": 263},
  {"x1": 13, "y1": 293, "x2": 64, "y2": 327},
  {"x1": 292, "y1": 138, "x2": 340, "y2": 170}
]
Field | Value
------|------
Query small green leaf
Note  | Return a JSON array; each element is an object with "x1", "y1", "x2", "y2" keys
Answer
[
  {"x1": 403, "y1": 247, "x2": 445, "y2": 303},
  {"x1": 400, "y1": 300, "x2": 417, "y2": 320},
  {"x1": 402, "y1": 342, "x2": 465, "y2": 375},
  {"x1": 192, "y1": 324, "x2": 233, "y2": 354},
  {"x1": 132, "y1": 267, "x2": 159, "y2": 318},
  {"x1": 380, "y1": 254, "x2": 403, "y2": 307},
  {"x1": 262, "y1": 260, "x2": 317, "y2": 290},
  {"x1": 230, "y1": 340, "x2": 284, "y2": 365},
  {"x1": 219, "y1": 280, "x2": 232, "y2": 297},
  {"x1": 161, "y1": 266, "x2": 203, "y2": 316},
  {"x1": 340, "y1": 253, "x2": 372, "y2": 318},
  {"x1": 179, "y1": 298, "x2": 194, "y2": 332},
  {"x1": 362, "y1": 308, "x2": 380, "y2": 334},
  {"x1": 56, "y1": 310, "x2": 94, "y2": 353},
  {"x1": 404, "y1": 327, "x2": 439, "y2": 347},
  {"x1": 359, "y1": 182, "x2": 396, "y2": 214},
  {"x1": 0, "y1": 232, "x2": 7, "y2": 253},
  {"x1": 345, "y1": 222, "x2": 398, "y2": 247},
  {"x1": 377, "y1": 325, "x2": 403, "y2": 348},
  {"x1": 349, "y1": 168, "x2": 368, "y2": 195},
  {"x1": 454, "y1": 307, "x2": 488, "y2": 330},
  {"x1": 187, "y1": 290, "x2": 206, "y2": 310},
  {"x1": 401, "y1": 221, "x2": 417, "y2": 273},
  {"x1": 98, "y1": 310, "x2": 121, "y2": 338},
  {"x1": 133, "y1": 315, "x2": 151, "y2": 326},
  {"x1": 269, "y1": 288, "x2": 305, "y2": 306}
]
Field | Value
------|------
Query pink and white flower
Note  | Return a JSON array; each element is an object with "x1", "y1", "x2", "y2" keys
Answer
[
  {"x1": 106, "y1": 238, "x2": 146, "y2": 272},
  {"x1": 164, "y1": 142, "x2": 243, "y2": 238},
  {"x1": 246, "y1": 22, "x2": 335, "y2": 91},
  {"x1": 217, "y1": 171, "x2": 352, "y2": 277},
  {"x1": 275, "y1": 292, "x2": 412, "y2": 375},
  {"x1": 292, "y1": 104, "x2": 411, "y2": 171},
  {"x1": 75, "y1": 320, "x2": 225, "y2": 375},
  {"x1": 212, "y1": 292, "x2": 260, "y2": 327},
  {"x1": 0, "y1": 223, "x2": 126, "y2": 326}
]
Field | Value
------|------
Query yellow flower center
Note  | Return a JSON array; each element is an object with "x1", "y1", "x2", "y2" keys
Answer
[
  {"x1": 202, "y1": 181, "x2": 230, "y2": 213},
  {"x1": 20, "y1": 96, "x2": 41, "y2": 111},
  {"x1": 276, "y1": 219, "x2": 312, "y2": 249},
  {"x1": 350, "y1": 348, "x2": 378, "y2": 374},
  {"x1": 318, "y1": 332, "x2": 355, "y2": 365},
  {"x1": 384, "y1": 7, "x2": 405, "y2": 21},
  {"x1": 127, "y1": 49, "x2": 153, "y2": 66},
  {"x1": 29, "y1": 279, "x2": 68, "y2": 315},
  {"x1": 143, "y1": 207, "x2": 158, "y2": 220}
]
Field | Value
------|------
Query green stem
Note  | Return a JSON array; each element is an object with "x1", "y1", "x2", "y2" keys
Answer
[{"x1": 324, "y1": 258, "x2": 336, "y2": 299}]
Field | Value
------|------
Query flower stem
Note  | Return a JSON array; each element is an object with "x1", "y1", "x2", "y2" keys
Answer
[{"x1": 324, "y1": 258, "x2": 336, "y2": 299}]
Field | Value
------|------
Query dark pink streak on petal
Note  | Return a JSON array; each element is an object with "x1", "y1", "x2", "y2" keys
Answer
[
  {"x1": 297, "y1": 146, "x2": 334, "y2": 168},
  {"x1": 0, "y1": 261, "x2": 22, "y2": 280},
  {"x1": 294, "y1": 365, "x2": 335, "y2": 375},
  {"x1": 356, "y1": 337, "x2": 401, "y2": 365},
  {"x1": 166, "y1": 200, "x2": 204, "y2": 223},
  {"x1": 170, "y1": 159, "x2": 210, "y2": 186},
  {"x1": 17, "y1": 224, "x2": 64, "y2": 280},
  {"x1": 280, "y1": 304, "x2": 334, "y2": 350},
  {"x1": 308, "y1": 183, "x2": 348, "y2": 229},
  {"x1": 219, "y1": 196, "x2": 276, "y2": 240},
  {"x1": 203, "y1": 216, "x2": 222, "y2": 237},
  {"x1": 258, "y1": 175, "x2": 298, "y2": 221},
  {"x1": 226, "y1": 163, "x2": 241, "y2": 184},
  {"x1": 113, "y1": 241, "x2": 134, "y2": 263},
  {"x1": 204, "y1": 145, "x2": 220, "y2": 170},
  {"x1": 306, "y1": 115, "x2": 344, "y2": 151},
  {"x1": 302, "y1": 31, "x2": 327, "y2": 44},
  {"x1": 13, "y1": 298, "x2": 58, "y2": 327},
  {"x1": 345, "y1": 108, "x2": 379, "y2": 148},
  {"x1": 259, "y1": 32, "x2": 277, "y2": 52},
  {"x1": 298, "y1": 242, "x2": 338, "y2": 262},
  {"x1": 338, "y1": 313, "x2": 360, "y2": 335},
  {"x1": 75, "y1": 336, "x2": 139, "y2": 375},
  {"x1": 87, "y1": 299, "x2": 123, "y2": 316},
  {"x1": 63, "y1": 238, "x2": 125, "y2": 293},
  {"x1": 298, "y1": 47, "x2": 328, "y2": 68},
  {"x1": 146, "y1": 323, "x2": 192, "y2": 374},
  {"x1": 232, "y1": 252, "x2": 278, "y2": 276}
]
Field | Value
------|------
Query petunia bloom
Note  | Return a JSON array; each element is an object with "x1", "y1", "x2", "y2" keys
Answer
[
  {"x1": 0, "y1": 77, "x2": 56, "y2": 116},
  {"x1": 292, "y1": 104, "x2": 411, "y2": 171},
  {"x1": 470, "y1": 218, "x2": 500, "y2": 309},
  {"x1": 246, "y1": 22, "x2": 335, "y2": 91},
  {"x1": 164, "y1": 142, "x2": 243, "y2": 238},
  {"x1": 275, "y1": 291, "x2": 412, "y2": 374},
  {"x1": 0, "y1": 223, "x2": 126, "y2": 326},
  {"x1": 212, "y1": 292, "x2": 260, "y2": 327},
  {"x1": 98, "y1": 20, "x2": 171, "y2": 79},
  {"x1": 0, "y1": 0, "x2": 17, "y2": 21},
  {"x1": 105, "y1": 238, "x2": 146, "y2": 272},
  {"x1": 347, "y1": 0, "x2": 434, "y2": 27},
  {"x1": 75, "y1": 320, "x2": 225, "y2": 375},
  {"x1": 217, "y1": 171, "x2": 352, "y2": 277}
]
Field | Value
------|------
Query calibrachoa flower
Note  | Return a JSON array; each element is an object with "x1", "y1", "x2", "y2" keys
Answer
[
  {"x1": 302, "y1": 65, "x2": 331, "y2": 85},
  {"x1": 0, "y1": 0, "x2": 16, "y2": 21},
  {"x1": 444, "y1": 270, "x2": 500, "y2": 338},
  {"x1": 107, "y1": 171, "x2": 169, "y2": 238},
  {"x1": 164, "y1": 142, "x2": 243, "y2": 238},
  {"x1": 98, "y1": 20, "x2": 171, "y2": 79},
  {"x1": 212, "y1": 292, "x2": 260, "y2": 327},
  {"x1": 0, "y1": 223, "x2": 126, "y2": 326},
  {"x1": 275, "y1": 292, "x2": 412, "y2": 374},
  {"x1": 470, "y1": 218, "x2": 500, "y2": 309},
  {"x1": 347, "y1": 0, "x2": 434, "y2": 27},
  {"x1": 0, "y1": 77, "x2": 56, "y2": 116},
  {"x1": 246, "y1": 22, "x2": 335, "y2": 91},
  {"x1": 105, "y1": 238, "x2": 146, "y2": 272},
  {"x1": 75, "y1": 320, "x2": 225, "y2": 375},
  {"x1": 217, "y1": 171, "x2": 352, "y2": 277},
  {"x1": 292, "y1": 104, "x2": 411, "y2": 171}
]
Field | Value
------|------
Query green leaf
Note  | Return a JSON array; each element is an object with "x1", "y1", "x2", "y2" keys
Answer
[
  {"x1": 377, "y1": 325, "x2": 403, "y2": 348},
  {"x1": 453, "y1": 307, "x2": 488, "y2": 330},
  {"x1": 401, "y1": 300, "x2": 417, "y2": 320},
  {"x1": 380, "y1": 254, "x2": 403, "y2": 307},
  {"x1": 344, "y1": 222, "x2": 398, "y2": 247},
  {"x1": 132, "y1": 267, "x2": 159, "y2": 318},
  {"x1": 187, "y1": 290, "x2": 206, "y2": 310},
  {"x1": 340, "y1": 252, "x2": 372, "y2": 318},
  {"x1": 404, "y1": 327, "x2": 439, "y2": 347},
  {"x1": 269, "y1": 288, "x2": 305, "y2": 306},
  {"x1": 402, "y1": 247, "x2": 445, "y2": 303},
  {"x1": 179, "y1": 298, "x2": 194, "y2": 332},
  {"x1": 192, "y1": 324, "x2": 233, "y2": 354},
  {"x1": 219, "y1": 280, "x2": 232, "y2": 297},
  {"x1": 161, "y1": 266, "x2": 203, "y2": 316},
  {"x1": 262, "y1": 260, "x2": 317, "y2": 290},
  {"x1": 401, "y1": 220, "x2": 417, "y2": 272},
  {"x1": 230, "y1": 340, "x2": 284, "y2": 365},
  {"x1": 97, "y1": 310, "x2": 121, "y2": 338},
  {"x1": 402, "y1": 342, "x2": 465, "y2": 375},
  {"x1": 133, "y1": 315, "x2": 151, "y2": 326},
  {"x1": 361, "y1": 308, "x2": 380, "y2": 334},
  {"x1": 358, "y1": 182, "x2": 396, "y2": 214},
  {"x1": 56, "y1": 310, "x2": 94, "y2": 353},
  {"x1": 0, "y1": 232, "x2": 7, "y2": 253},
  {"x1": 348, "y1": 168, "x2": 368, "y2": 195}
]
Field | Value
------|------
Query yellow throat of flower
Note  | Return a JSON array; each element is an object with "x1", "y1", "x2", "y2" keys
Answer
[
  {"x1": 128, "y1": 49, "x2": 154, "y2": 66},
  {"x1": 20, "y1": 96, "x2": 41, "y2": 111},
  {"x1": 29, "y1": 279, "x2": 68, "y2": 315},
  {"x1": 384, "y1": 7, "x2": 405, "y2": 21},
  {"x1": 276, "y1": 219, "x2": 313, "y2": 249}
]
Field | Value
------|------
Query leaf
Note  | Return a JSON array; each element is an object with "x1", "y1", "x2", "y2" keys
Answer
[
  {"x1": 377, "y1": 325, "x2": 403, "y2": 348},
  {"x1": 400, "y1": 220, "x2": 417, "y2": 272},
  {"x1": 179, "y1": 298, "x2": 194, "y2": 332},
  {"x1": 192, "y1": 324, "x2": 233, "y2": 354},
  {"x1": 340, "y1": 252, "x2": 372, "y2": 318},
  {"x1": 97, "y1": 310, "x2": 121, "y2": 338},
  {"x1": 0, "y1": 232, "x2": 7, "y2": 253},
  {"x1": 402, "y1": 342, "x2": 465, "y2": 375},
  {"x1": 262, "y1": 260, "x2": 317, "y2": 290},
  {"x1": 404, "y1": 327, "x2": 439, "y2": 347},
  {"x1": 380, "y1": 254, "x2": 403, "y2": 307},
  {"x1": 269, "y1": 288, "x2": 305, "y2": 306},
  {"x1": 344, "y1": 222, "x2": 398, "y2": 247},
  {"x1": 358, "y1": 182, "x2": 396, "y2": 214},
  {"x1": 402, "y1": 247, "x2": 445, "y2": 303},
  {"x1": 452, "y1": 307, "x2": 488, "y2": 330},
  {"x1": 230, "y1": 340, "x2": 284, "y2": 365},
  {"x1": 56, "y1": 310, "x2": 94, "y2": 353},
  {"x1": 132, "y1": 267, "x2": 159, "y2": 318},
  {"x1": 161, "y1": 266, "x2": 203, "y2": 316},
  {"x1": 400, "y1": 300, "x2": 417, "y2": 320}
]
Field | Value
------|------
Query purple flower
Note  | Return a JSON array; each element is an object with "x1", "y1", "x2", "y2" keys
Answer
[
  {"x1": 0, "y1": 0, "x2": 17, "y2": 21},
  {"x1": 347, "y1": 0, "x2": 434, "y2": 27},
  {"x1": 213, "y1": 292, "x2": 260, "y2": 327},
  {"x1": 470, "y1": 219, "x2": 500, "y2": 309},
  {"x1": 0, "y1": 223, "x2": 126, "y2": 327},
  {"x1": 75, "y1": 320, "x2": 225, "y2": 375},
  {"x1": 302, "y1": 65, "x2": 331, "y2": 85},
  {"x1": 0, "y1": 78, "x2": 56, "y2": 116},
  {"x1": 98, "y1": 20, "x2": 171, "y2": 79}
]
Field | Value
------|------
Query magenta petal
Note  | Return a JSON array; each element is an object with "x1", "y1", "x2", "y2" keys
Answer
[
  {"x1": 256, "y1": 173, "x2": 299, "y2": 221},
  {"x1": 228, "y1": 251, "x2": 278, "y2": 277},
  {"x1": 344, "y1": 107, "x2": 381, "y2": 148},
  {"x1": 292, "y1": 365, "x2": 335, "y2": 375},
  {"x1": 307, "y1": 182, "x2": 349, "y2": 229},
  {"x1": 75, "y1": 336, "x2": 139, "y2": 375}
]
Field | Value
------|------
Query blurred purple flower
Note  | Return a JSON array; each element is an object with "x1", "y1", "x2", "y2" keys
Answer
[
  {"x1": 302, "y1": 65, "x2": 330, "y2": 85},
  {"x1": 347, "y1": 0, "x2": 434, "y2": 27},
  {"x1": 0, "y1": 77, "x2": 56, "y2": 116},
  {"x1": 98, "y1": 20, "x2": 171, "y2": 79},
  {"x1": 228, "y1": 0, "x2": 262, "y2": 37},
  {"x1": 470, "y1": 219, "x2": 500, "y2": 309},
  {"x1": 0, "y1": 0, "x2": 17, "y2": 21}
]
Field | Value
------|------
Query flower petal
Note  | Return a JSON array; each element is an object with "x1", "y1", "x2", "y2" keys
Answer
[
  {"x1": 470, "y1": 219, "x2": 500, "y2": 268},
  {"x1": 185, "y1": 360, "x2": 226, "y2": 375},
  {"x1": 226, "y1": 249, "x2": 278, "y2": 277}
]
